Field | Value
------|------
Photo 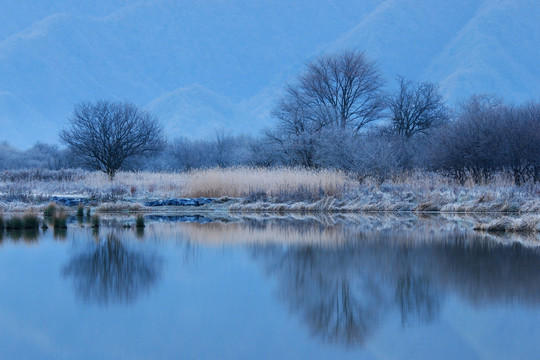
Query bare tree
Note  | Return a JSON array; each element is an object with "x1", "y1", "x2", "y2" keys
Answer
[
  {"x1": 209, "y1": 128, "x2": 235, "y2": 167},
  {"x1": 388, "y1": 77, "x2": 448, "y2": 138},
  {"x1": 60, "y1": 100, "x2": 165, "y2": 179},
  {"x1": 428, "y1": 95, "x2": 506, "y2": 183},
  {"x1": 500, "y1": 101, "x2": 540, "y2": 184},
  {"x1": 293, "y1": 50, "x2": 385, "y2": 133},
  {"x1": 169, "y1": 137, "x2": 210, "y2": 171},
  {"x1": 268, "y1": 91, "x2": 321, "y2": 167},
  {"x1": 269, "y1": 50, "x2": 384, "y2": 167}
]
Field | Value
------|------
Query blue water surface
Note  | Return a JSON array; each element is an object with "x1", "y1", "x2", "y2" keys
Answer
[{"x1": 1, "y1": 217, "x2": 540, "y2": 360}]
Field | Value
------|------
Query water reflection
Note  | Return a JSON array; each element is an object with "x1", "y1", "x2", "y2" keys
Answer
[
  {"x1": 62, "y1": 232, "x2": 163, "y2": 305},
  {"x1": 2, "y1": 229, "x2": 40, "y2": 243},
  {"x1": 53, "y1": 228, "x2": 68, "y2": 240},
  {"x1": 2, "y1": 213, "x2": 540, "y2": 355},
  {"x1": 245, "y1": 223, "x2": 540, "y2": 346}
]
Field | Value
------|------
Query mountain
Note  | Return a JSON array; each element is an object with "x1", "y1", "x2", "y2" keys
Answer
[
  {"x1": 0, "y1": 0, "x2": 539, "y2": 148},
  {"x1": 147, "y1": 83, "x2": 247, "y2": 137}
]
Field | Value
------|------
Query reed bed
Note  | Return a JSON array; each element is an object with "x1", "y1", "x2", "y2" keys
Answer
[{"x1": 183, "y1": 167, "x2": 354, "y2": 198}]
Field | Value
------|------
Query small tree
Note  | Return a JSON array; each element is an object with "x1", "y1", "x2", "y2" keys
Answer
[
  {"x1": 387, "y1": 77, "x2": 448, "y2": 138},
  {"x1": 60, "y1": 100, "x2": 165, "y2": 180}
]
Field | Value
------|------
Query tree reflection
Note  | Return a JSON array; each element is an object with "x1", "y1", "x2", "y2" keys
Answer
[
  {"x1": 62, "y1": 232, "x2": 162, "y2": 305},
  {"x1": 395, "y1": 273, "x2": 440, "y2": 326},
  {"x1": 252, "y1": 232, "x2": 540, "y2": 346},
  {"x1": 252, "y1": 244, "x2": 395, "y2": 346}
]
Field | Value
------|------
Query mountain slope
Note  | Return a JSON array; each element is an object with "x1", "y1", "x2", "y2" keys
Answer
[{"x1": 0, "y1": 0, "x2": 539, "y2": 148}]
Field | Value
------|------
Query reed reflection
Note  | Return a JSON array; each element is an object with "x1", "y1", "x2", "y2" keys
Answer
[
  {"x1": 4, "y1": 229, "x2": 40, "y2": 243},
  {"x1": 62, "y1": 232, "x2": 163, "y2": 305}
]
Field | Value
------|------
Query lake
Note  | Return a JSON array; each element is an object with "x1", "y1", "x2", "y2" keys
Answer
[{"x1": 1, "y1": 214, "x2": 540, "y2": 359}]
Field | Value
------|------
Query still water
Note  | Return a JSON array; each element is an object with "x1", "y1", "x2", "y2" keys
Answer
[{"x1": 1, "y1": 214, "x2": 540, "y2": 359}]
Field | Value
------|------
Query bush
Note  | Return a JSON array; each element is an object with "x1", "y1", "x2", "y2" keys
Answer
[
  {"x1": 22, "y1": 211, "x2": 39, "y2": 229},
  {"x1": 135, "y1": 215, "x2": 145, "y2": 228},
  {"x1": 43, "y1": 203, "x2": 57, "y2": 217},
  {"x1": 76, "y1": 204, "x2": 84, "y2": 217},
  {"x1": 6, "y1": 217, "x2": 23, "y2": 230},
  {"x1": 53, "y1": 213, "x2": 68, "y2": 229}
]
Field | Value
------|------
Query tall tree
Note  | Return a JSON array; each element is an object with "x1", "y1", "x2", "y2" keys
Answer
[
  {"x1": 294, "y1": 50, "x2": 385, "y2": 133},
  {"x1": 269, "y1": 50, "x2": 385, "y2": 167}
]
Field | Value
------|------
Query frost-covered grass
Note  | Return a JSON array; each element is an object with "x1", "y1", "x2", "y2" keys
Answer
[
  {"x1": 0, "y1": 167, "x2": 352, "y2": 203},
  {"x1": 0, "y1": 169, "x2": 187, "y2": 202},
  {"x1": 228, "y1": 170, "x2": 540, "y2": 213},
  {"x1": 474, "y1": 215, "x2": 540, "y2": 232},
  {"x1": 0, "y1": 168, "x2": 539, "y2": 214}
]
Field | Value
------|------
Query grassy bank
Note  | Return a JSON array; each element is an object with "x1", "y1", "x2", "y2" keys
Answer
[
  {"x1": 0, "y1": 168, "x2": 538, "y2": 214},
  {"x1": 474, "y1": 215, "x2": 540, "y2": 233}
]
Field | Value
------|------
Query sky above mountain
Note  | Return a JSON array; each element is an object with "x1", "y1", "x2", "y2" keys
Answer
[{"x1": 1, "y1": 0, "x2": 539, "y2": 149}]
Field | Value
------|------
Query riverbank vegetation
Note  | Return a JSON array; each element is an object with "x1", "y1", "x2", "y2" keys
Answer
[
  {"x1": 0, "y1": 50, "x2": 538, "y2": 214},
  {"x1": 0, "y1": 168, "x2": 538, "y2": 214}
]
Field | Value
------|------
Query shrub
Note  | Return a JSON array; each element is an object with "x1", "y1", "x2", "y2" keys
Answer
[
  {"x1": 43, "y1": 203, "x2": 57, "y2": 217},
  {"x1": 22, "y1": 211, "x2": 39, "y2": 229},
  {"x1": 53, "y1": 213, "x2": 68, "y2": 229},
  {"x1": 6, "y1": 217, "x2": 23, "y2": 230},
  {"x1": 135, "y1": 215, "x2": 145, "y2": 228},
  {"x1": 76, "y1": 204, "x2": 84, "y2": 217}
]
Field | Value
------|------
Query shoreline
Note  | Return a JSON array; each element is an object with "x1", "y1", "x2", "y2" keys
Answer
[
  {"x1": 1, "y1": 196, "x2": 540, "y2": 236},
  {"x1": 0, "y1": 195, "x2": 540, "y2": 216},
  {"x1": 1, "y1": 208, "x2": 539, "y2": 247},
  {"x1": 1, "y1": 169, "x2": 539, "y2": 235},
  {"x1": 1, "y1": 194, "x2": 539, "y2": 215}
]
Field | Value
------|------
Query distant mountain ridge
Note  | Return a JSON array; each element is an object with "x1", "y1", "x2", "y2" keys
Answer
[{"x1": 0, "y1": 0, "x2": 538, "y2": 148}]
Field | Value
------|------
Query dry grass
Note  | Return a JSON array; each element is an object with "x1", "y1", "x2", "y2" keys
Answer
[
  {"x1": 183, "y1": 167, "x2": 353, "y2": 198},
  {"x1": 0, "y1": 169, "x2": 187, "y2": 201},
  {"x1": 0, "y1": 168, "x2": 538, "y2": 215},
  {"x1": 96, "y1": 202, "x2": 146, "y2": 212}
]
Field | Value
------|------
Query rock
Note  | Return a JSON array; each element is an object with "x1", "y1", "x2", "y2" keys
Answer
[
  {"x1": 51, "y1": 196, "x2": 90, "y2": 207},
  {"x1": 144, "y1": 198, "x2": 214, "y2": 207},
  {"x1": 146, "y1": 215, "x2": 213, "y2": 223}
]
